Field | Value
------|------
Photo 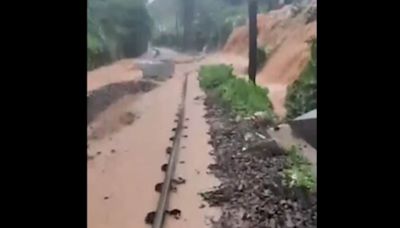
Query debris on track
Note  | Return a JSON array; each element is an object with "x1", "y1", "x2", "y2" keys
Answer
[
  {"x1": 87, "y1": 80, "x2": 157, "y2": 125},
  {"x1": 166, "y1": 209, "x2": 182, "y2": 220},
  {"x1": 172, "y1": 177, "x2": 186, "y2": 185}
]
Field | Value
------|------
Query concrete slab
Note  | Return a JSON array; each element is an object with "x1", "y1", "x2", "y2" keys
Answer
[
  {"x1": 294, "y1": 109, "x2": 316, "y2": 121},
  {"x1": 136, "y1": 60, "x2": 175, "y2": 79},
  {"x1": 289, "y1": 109, "x2": 316, "y2": 148}
]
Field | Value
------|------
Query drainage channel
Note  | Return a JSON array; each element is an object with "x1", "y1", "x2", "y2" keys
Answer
[{"x1": 152, "y1": 74, "x2": 188, "y2": 228}]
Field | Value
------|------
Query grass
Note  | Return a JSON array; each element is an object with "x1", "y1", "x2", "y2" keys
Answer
[
  {"x1": 284, "y1": 145, "x2": 316, "y2": 191},
  {"x1": 199, "y1": 64, "x2": 275, "y2": 121}
]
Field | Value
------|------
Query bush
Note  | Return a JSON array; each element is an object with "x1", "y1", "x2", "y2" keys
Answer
[
  {"x1": 285, "y1": 39, "x2": 316, "y2": 119},
  {"x1": 217, "y1": 77, "x2": 273, "y2": 116},
  {"x1": 199, "y1": 64, "x2": 275, "y2": 119},
  {"x1": 199, "y1": 64, "x2": 235, "y2": 90}
]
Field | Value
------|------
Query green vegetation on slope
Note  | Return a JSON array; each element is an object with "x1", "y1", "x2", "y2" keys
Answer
[
  {"x1": 199, "y1": 64, "x2": 275, "y2": 121},
  {"x1": 87, "y1": 0, "x2": 153, "y2": 70},
  {"x1": 285, "y1": 38, "x2": 316, "y2": 119},
  {"x1": 284, "y1": 145, "x2": 316, "y2": 191}
]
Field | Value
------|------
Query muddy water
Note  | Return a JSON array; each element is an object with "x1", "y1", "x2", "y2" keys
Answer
[
  {"x1": 88, "y1": 75, "x2": 183, "y2": 228},
  {"x1": 87, "y1": 59, "x2": 142, "y2": 92},
  {"x1": 87, "y1": 80, "x2": 158, "y2": 125},
  {"x1": 88, "y1": 60, "x2": 219, "y2": 228},
  {"x1": 263, "y1": 83, "x2": 288, "y2": 118},
  {"x1": 164, "y1": 72, "x2": 221, "y2": 228},
  {"x1": 88, "y1": 95, "x2": 138, "y2": 140}
]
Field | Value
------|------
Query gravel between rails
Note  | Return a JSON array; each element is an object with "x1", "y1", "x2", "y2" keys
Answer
[{"x1": 201, "y1": 95, "x2": 317, "y2": 228}]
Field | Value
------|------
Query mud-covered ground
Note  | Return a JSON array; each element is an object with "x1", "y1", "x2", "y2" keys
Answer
[
  {"x1": 201, "y1": 95, "x2": 317, "y2": 228},
  {"x1": 87, "y1": 80, "x2": 157, "y2": 125}
]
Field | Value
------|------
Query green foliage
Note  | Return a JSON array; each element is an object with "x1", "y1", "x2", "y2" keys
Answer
[
  {"x1": 87, "y1": 12, "x2": 111, "y2": 69},
  {"x1": 149, "y1": 0, "x2": 261, "y2": 51},
  {"x1": 87, "y1": 0, "x2": 153, "y2": 70},
  {"x1": 284, "y1": 146, "x2": 316, "y2": 191},
  {"x1": 199, "y1": 64, "x2": 235, "y2": 90},
  {"x1": 190, "y1": 0, "x2": 243, "y2": 50},
  {"x1": 217, "y1": 77, "x2": 273, "y2": 116},
  {"x1": 285, "y1": 39, "x2": 316, "y2": 119},
  {"x1": 87, "y1": 34, "x2": 106, "y2": 69},
  {"x1": 199, "y1": 64, "x2": 275, "y2": 119}
]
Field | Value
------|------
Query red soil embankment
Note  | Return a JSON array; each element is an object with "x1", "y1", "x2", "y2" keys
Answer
[{"x1": 222, "y1": 3, "x2": 316, "y2": 118}]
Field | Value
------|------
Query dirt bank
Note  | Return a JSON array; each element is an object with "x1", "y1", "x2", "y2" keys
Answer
[{"x1": 222, "y1": 3, "x2": 317, "y2": 118}]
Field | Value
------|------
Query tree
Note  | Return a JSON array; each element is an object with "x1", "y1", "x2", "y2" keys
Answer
[
  {"x1": 181, "y1": 0, "x2": 195, "y2": 51},
  {"x1": 87, "y1": 0, "x2": 153, "y2": 69},
  {"x1": 248, "y1": 0, "x2": 258, "y2": 84},
  {"x1": 150, "y1": 0, "x2": 269, "y2": 51}
]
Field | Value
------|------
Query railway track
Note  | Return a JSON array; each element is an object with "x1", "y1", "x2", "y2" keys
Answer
[{"x1": 151, "y1": 74, "x2": 189, "y2": 228}]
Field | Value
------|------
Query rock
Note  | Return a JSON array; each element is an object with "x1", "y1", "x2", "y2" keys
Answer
[
  {"x1": 145, "y1": 212, "x2": 156, "y2": 224},
  {"x1": 167, "y1": 209, "x2": 181, "y2": 219},
  {"x1": 285, "y1": 213, "x2": 295, "y2": 227},
  {"x1": 166, "y1": 147, "x2": 172, "y2": 154},
  {"x1": 172, "y1": 177, "x2": 186, "y2": 185},
  {"x1": 235, "y1": 115, "x2": 242, "y2": 122},
  {"x1": 161, "y1": 164, "x2": 168, "y2": 172},
  {"x1": 244, "y1": 132, "x2": 253, "y2": 141}
]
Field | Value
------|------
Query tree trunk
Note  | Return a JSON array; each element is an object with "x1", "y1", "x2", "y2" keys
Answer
[
  {"x1": 248, "y1": 0, "x2": 258, "y2": 84},
  {"x1": 182, "y1": 0, "x2": 195, "y2": 51},
  {"x1": 175, "y1": 7, "x2": 180, "y2": 47}
]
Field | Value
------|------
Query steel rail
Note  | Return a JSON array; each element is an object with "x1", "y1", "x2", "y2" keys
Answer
[{"x1": 152, "y1": 74, "x2": 188, "y2": 228}]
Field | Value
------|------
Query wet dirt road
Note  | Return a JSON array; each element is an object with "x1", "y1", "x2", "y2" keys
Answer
[{"x1": 88, "y1": 59, "x2": 220, "y2": 228}]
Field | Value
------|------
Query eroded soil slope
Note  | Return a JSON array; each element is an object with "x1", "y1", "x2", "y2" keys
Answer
[{"x1": 223, "y1": 2, "x2": 316, "y2": 118}]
